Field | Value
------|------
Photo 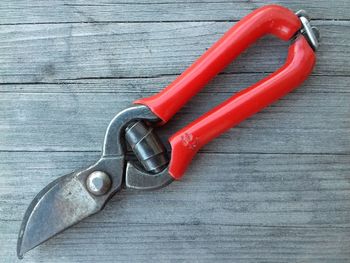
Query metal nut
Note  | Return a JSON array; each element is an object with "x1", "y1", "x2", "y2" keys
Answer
[{"x1": 86, "y1": 171, "x2": 112, "y2": 196}]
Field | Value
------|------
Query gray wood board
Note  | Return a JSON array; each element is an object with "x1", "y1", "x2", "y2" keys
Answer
[
  {"x1": 1, "y1": 75, "x2": 350, "y2": 154},
  {"x1": 0, "y1": 0, "x2": 349, "y2": 24},
  {"x1": 0, "y1": 21, "x2": 348, "y2": 83},
  {"x1": 1, "y1": 152, "x2": 350, "y2": 262},
  {"x1": 1, "y1": 0, "x2": 350, "y2": 262}
]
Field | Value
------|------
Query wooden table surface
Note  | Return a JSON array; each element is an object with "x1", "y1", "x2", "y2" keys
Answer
[{"x1": 1, "y1": 1, "x2": 350, "y2": 262}]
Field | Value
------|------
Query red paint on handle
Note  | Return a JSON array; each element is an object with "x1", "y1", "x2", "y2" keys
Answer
[
  {"x1": 134, "y1": 5, "x2": 316, "y2": 179},
  {"x1": 135, "y1": 5, "x2": 301, "y2": 122},
  {"x1": 168, "y1": 37, "x2": 316, "y2": 178}
]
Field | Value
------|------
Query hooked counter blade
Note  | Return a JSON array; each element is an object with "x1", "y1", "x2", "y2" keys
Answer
[{"x1": 17, "y1": 172, "x2": 101, "y2": 258}]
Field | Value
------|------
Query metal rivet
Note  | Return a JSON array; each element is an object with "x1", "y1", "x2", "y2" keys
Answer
[{"x1": 86, "y1": 171, "x2": 112, "y2": 196}]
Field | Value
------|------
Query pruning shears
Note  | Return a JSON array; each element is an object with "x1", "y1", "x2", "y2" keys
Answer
[{"x1": 18, "y1": 5, "x2": 319, "y2": 258}]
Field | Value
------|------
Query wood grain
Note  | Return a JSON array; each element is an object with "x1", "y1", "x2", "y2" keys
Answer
[
  {"x1": 1, "y1": 76, "x2": 350, "y2": 154},
  {"x1": 0, "y1": 0, "x2": 349, "y2": 24},
  {"x1": 0, "y1": 21, "x2": 348, "y2": 83},
  {"x1": 0, "y1": 0, "x2": 350, "y2": 262},
  {"x1": 1, "y1": 152, "x2": 350, "y2": 262}
]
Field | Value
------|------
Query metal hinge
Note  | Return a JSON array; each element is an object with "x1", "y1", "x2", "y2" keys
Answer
[{"x1": 296, "y1": 10, "x2": 320, "y2": 51}]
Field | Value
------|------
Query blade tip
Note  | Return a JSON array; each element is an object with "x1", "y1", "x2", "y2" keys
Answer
[
  {"x1": 16, "y1": 240, "x2": 25, "y2": 259},
  {"x1": 17, "y1": 224, "x2": 31, "y2": 259},
  {"x1": 17, "y1": 252, "x2": 24, "y2": 260}
]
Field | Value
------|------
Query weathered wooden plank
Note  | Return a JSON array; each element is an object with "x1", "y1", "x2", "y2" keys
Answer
[
  {"x1": 0, "y1": 74, "x2": 347, "y2": 94},
  {"x1": 1, "y1": 152, "x2": 350, "y2": 262},
  {"x1": 0, "y1": 21, "x2": 347, "y2": 83},
  {"x1": 2, "y1": 224, "x2": 350, "y2": 263},
  {"x1": 0, "y1": 0, "x2": 349, "y2": 25},
  {"x1": 1, "y1": 78, "x2": 349, "y2": 153},
  {"x1": 3, "y1": 223, "x2": 350, "y2": 263}
]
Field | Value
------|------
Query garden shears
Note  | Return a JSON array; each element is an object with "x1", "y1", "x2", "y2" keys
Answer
[{"x1": 18, "y1": 5, "x2": 319, "y2": 258}]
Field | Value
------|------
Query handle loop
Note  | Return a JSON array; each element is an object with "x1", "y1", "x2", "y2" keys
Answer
[{"x1": 134, "y1": 5, "x2": 316, "y2": 179}]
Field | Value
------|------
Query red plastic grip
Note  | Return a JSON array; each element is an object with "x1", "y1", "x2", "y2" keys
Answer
[
  {"x1": 135, "y1": 5, "x2": 302, "y2": 122},
  {"x1": 134, "y1": 5, "x2": 316, "y2": 179},
  {"x1": 168, "y1": 36, "x2": 315, "y2": 179}
]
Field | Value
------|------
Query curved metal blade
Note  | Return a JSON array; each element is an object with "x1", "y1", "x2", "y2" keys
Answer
[
  {"x1": 17, "y1": 157, "x2": 124, "y2": 258},
  {"x1": 17, "y1": 105, "x2": 160, "y2": 258}
]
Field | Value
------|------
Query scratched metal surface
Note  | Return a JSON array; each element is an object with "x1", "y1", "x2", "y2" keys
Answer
[{"x1": 1, "y1": 1, "x2": 350, "y2": 262}]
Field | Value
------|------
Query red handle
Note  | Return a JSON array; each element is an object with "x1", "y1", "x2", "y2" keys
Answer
[
  {"x1": 134, "y1": 5, "x2": 316, "y2": 179},
  {"x1": 135, "y1": 5, "x2": 302, "y2": 122},
  {"x1": 168, "y1": 36, "x2": 315, "y2": 179}
]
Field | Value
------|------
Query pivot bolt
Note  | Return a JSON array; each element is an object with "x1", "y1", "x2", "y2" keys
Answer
[{"x1": 86, "y1": 171, "x2": 112, "y2": 196}]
